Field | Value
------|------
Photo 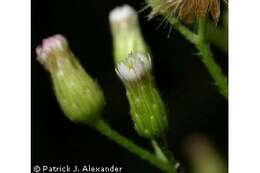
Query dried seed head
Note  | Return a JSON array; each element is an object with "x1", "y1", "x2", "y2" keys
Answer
[{"x1": 148, "y1": 0, "x2": 227, "y2": 24}]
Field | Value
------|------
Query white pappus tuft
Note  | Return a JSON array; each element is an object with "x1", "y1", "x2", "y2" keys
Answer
[
  {"x1": 109, "y1": 5, "x2": 137, "y2": 25},
  {"x1": 115, "y1": 52, "x2": 152, "y2": 83}
]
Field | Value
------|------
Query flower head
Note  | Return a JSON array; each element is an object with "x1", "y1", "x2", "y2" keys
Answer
[
  {"x1": 148, "y1": 0, "x2": 227, "y2": 24},
  {"x1": 116, "y1": 52, "x2": 152, "y2": 84},
  {"x1": 115, "y1": 52, "x2": 168, "y2": 138},
  {"x1": 36, "y1": 35, "x2": 105, "y2": 124},
  {"x1": 109, "y1": 5, "x2": 148, "y2": 63}
]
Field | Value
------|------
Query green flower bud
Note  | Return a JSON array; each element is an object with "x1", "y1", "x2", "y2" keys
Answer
[
  {"x1": 109, "y1": 5, "x2": 148, "y2": 63},
  {"x1": 36, "y1": 34, "x2": 105, "y2": 124},
  {"x1": 116, "y1": 52, "x2": 168, "y2": 138}
]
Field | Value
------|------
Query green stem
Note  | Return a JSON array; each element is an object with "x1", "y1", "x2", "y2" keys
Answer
[
  {"x1": 196, "y1": 18, "x2": 228, "y2": 98},
  {"x1": 151, "y1": 138, "x2": 180, "y2": 170},
  {"x1": 151, "y1": 139, "x2": 169, "y2": 162},
  {"x1": 162, "y1": 14, "x2": 228, "y2": 98},
  {"x1": 91, "y1": 119, "x2": 176, "y2": 173},
  {"x1": 165, "y1": 14, "x2": 198, "y2": 44},
  {"x1": 198, "y1": 18, "x2": 206, "y2": 41}
]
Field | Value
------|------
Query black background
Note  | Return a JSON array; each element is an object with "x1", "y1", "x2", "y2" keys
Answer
[{"x1": 32, "y1": 0, "x2": 228, "y2": 172}]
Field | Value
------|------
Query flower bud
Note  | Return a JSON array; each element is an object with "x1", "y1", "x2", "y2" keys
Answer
[
  {"x1": 116, "y1": 52, "x2": 168, "y2": 138},
  {"x1": 36, "y1": 34, "x2": 105, "y2": 124},
  {"x1": 109, "y1": 5, "x2": 148, "y2": 63}
]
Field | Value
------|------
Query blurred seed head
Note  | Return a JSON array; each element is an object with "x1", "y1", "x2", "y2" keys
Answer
[
  {"x1": 148, "y1": 0, "x2": 228, "y2": 24},
  {"x1": 184, "y1": 134, "x2": 227, "y2": 173}
]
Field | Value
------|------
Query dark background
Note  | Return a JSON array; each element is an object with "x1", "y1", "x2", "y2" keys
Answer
[{"x1": 32, "y1": 0, "x2": 228, "y2": 172}]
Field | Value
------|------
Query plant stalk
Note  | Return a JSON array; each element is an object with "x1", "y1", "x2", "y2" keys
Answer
[
  {"x1": 151, "y1": 137, "x2": 180, "y2": 171},
  {"x1": 196, "y1": 18, "x2": 228, "y2": 98},
  {"x1": 91, "y1": 119, "x2": 177, "y2": 173},
  {"x1": 162, "y1": 14, "x2": 228, "y2": 98},
  {"x1": 165, "y1": 14, "x2": 198, "y2": 44}
]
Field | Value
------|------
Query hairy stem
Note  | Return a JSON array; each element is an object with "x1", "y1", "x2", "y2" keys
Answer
[
  {"x1": 91, "y1": 119, "x2": 177, "y2": 173},
  {"x1": 165, "y1": 14, "x2": 198, "y2": 44},
  {"x1": 196, "y1": 18, "x2": 228, "y2": 98},
  {"x1": 162, "y1": 14, "x2": 228, "y2": 98}
]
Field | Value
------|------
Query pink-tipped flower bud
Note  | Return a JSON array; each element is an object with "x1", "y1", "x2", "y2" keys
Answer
[{"x1": 36, "y1": 35, "x2": 105, "y2": 124}]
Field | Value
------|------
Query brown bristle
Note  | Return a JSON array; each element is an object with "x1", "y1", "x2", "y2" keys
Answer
[{"x1": 148, "y1": 0, "x2": 226, "y2": 24}]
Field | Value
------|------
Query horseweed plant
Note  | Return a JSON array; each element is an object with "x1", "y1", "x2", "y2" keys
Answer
[{"x1": 36, "y1": 1, "x2": 228, "y2": 173}]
